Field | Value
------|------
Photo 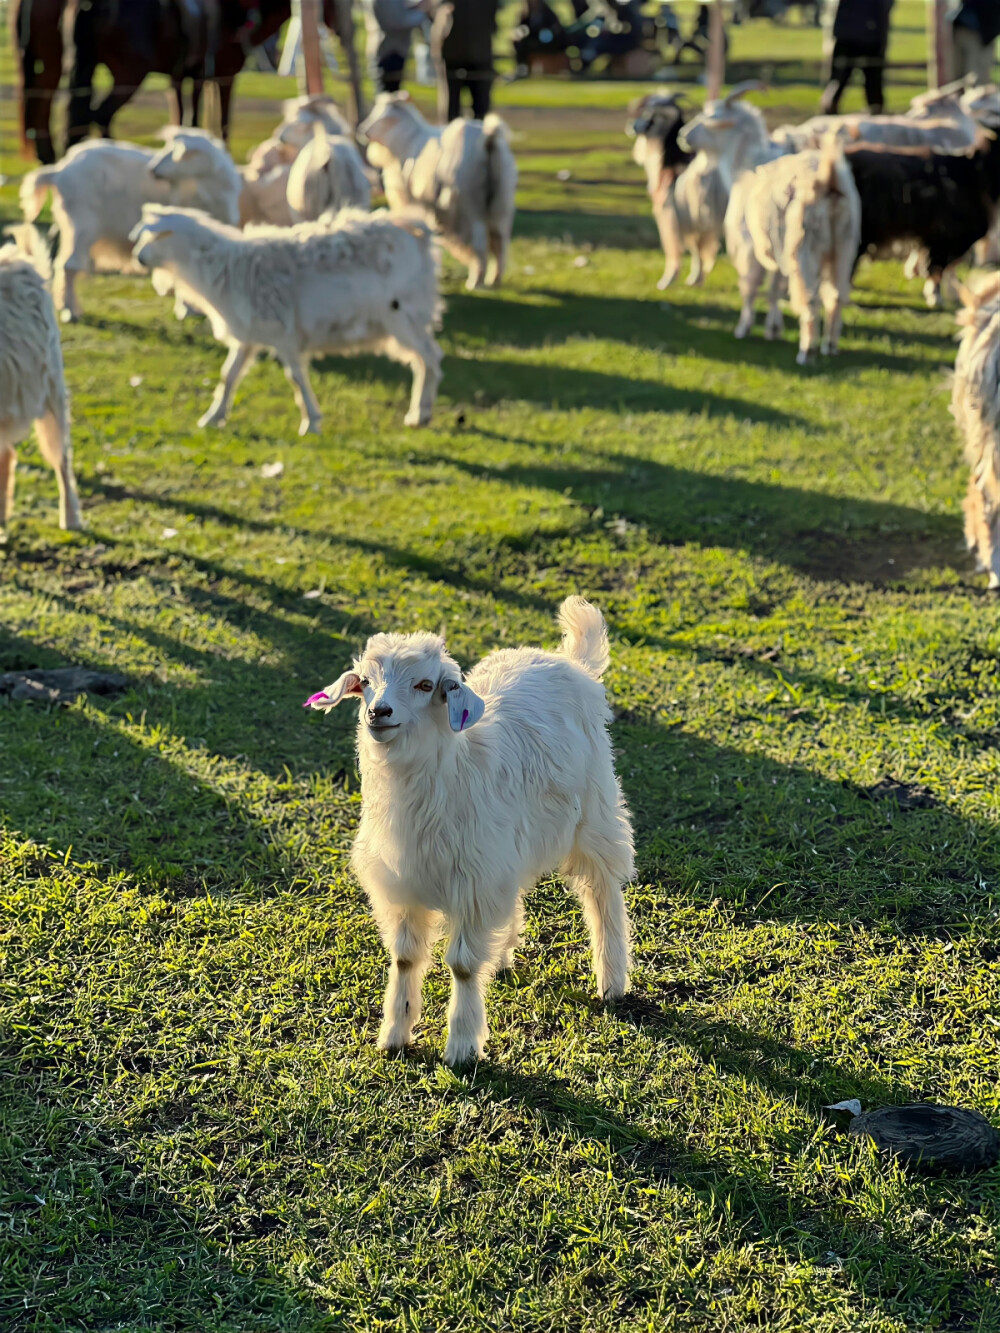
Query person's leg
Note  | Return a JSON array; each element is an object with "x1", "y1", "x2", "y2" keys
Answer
[
  {"x1": 446, "y1": 71, "x2": 463, "y2": 121},
  {"x1": 820, "y1": 39, "x2": 854, "y2": 115},
  {"x1": 470, "y1": 70, "x2": 493, "y2": 120},
  {"x1": 862, "y1": 51, "x2": 886, "y2": 115},
  {"x1": 377, "y1": 51, "x2": 406, "y2": 94}
]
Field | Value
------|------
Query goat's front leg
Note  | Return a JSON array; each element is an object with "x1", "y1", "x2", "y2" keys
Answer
[
  {"x1": 0, "y1": 448, "x2": 16, "y2": 540},
  {"x1": 763, "y1": 272, "x2": 785, "y2": 341},
  {"x1": 443, "y1": 926, "x2": 493, "y2": 1067},
  {"x1": 199, "y1": 343, "x2": 256, "y2": 428},
  {"x1": 496, "y1": 895, "x2": 525, "y2": 973},
  {"x1": 377, "y1": 906, "x2": 435, "y2": 1052}
]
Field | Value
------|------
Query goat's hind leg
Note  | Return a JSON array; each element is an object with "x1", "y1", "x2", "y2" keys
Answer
[
  {"x1": 35, "y1": 410, "x2": 82, "y2": 531},
  {"x1": 564, "y1": 836, "x2": 632, "y2": 1001},
  {"x1": 497, "y1": 895, "x2": 525, "y2": 973},
  {"x1": 199, "y1": 343, "x2": 256, "y2": 429},
  {"x1": 377, "y1": 906, "x2": 435, "y2": 1052},
  {"x1": 0, "y1": 447, "x2": 17, "y2": 541}
]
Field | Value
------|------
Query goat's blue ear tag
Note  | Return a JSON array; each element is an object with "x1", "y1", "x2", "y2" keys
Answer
[{"x1": 441, "y1": 680, "x2": 485, "y2": 732}]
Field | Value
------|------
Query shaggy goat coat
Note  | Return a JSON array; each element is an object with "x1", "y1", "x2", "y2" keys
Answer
[
  {"x1": 740, "y1": 140, "x2": 862, "y2": 361},
  {"x1": 628, "y1": 93, "x2": 725, "y2": 291},
  {"x1": 953, "y1": 276, "x2": 1000, "y2": 588},
  {"x1": 20, "y1": 133, "x2": 241, "y2": 322},
  {"x1": 130, "y1": 206, "x2": 443, "y2": 433},
  {"x1": 0, "y1": 241, "x2": 81, "y2": 536},
  {"x1": 286, "y1": 127, "x2": 372, "y2": 223},
  {"x1": 359, "y1": 92, "x2": 518, "y2": 290},
  {"x1": 305, "y1": 597, "x2": 635, "y2": 1066}
]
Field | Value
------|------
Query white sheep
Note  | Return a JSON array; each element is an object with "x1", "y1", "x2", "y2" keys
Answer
[
  {"x1": 953, "y1": 274, "x2": 1000, "y2": 588},
  {"x1": 286, "y1": 125, "x2": 372, "y2": 223},
  {"x1": 359, "y1": 92, "x2": 518, "y2": 290},
  {"x1": 742, "y1": 139, "x2": 862, "y2": 362},
  {"x1": 0, "y1": 236, "x2": 81, "y2": 537},
  {"x1": 130, "y1": 206, "x2": 443, "y2": 434},
  {"x1": 304, "y1": 597, "x2": 635, "y2": 1066},
  {"x1": 20, "y1": 130, "x2": 241, "y2": 322}
]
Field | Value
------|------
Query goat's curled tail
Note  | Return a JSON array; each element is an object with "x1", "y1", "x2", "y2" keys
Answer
[{"x1": 559, "y1": 596, "x2": 610, "y2": 679}]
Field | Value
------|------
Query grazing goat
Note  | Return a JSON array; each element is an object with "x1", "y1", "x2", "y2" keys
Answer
[
  {"x1": 20, "y1": 131, "x2": 240, "y2": 322},
  {"x1": 286, "y1": 126, "x2": 372, "y2": 223},
  {"x1": 741, "y1": 139, "x2": 862, "y2": 361},
  {"x1": 846, "y1": 133, "x2": 1000, "y2": 311},
  {"x1": 359, "y1": 92, "x2": 518, "y2": 290},
  {"x1": 240, "y1": 138, "x2": 301, "y2": 227},
  {"x1": 304, "y1": 597, "x2": 634, "y2": 1066},
  {"x1": 0, "y1": 237, "x2": 81, "y2": 537},
  {"x1": 627, "y1": 91, "x2": 726, "y2": 290},
  {"x1": 952, "y1": 275, "x2": 1000, "y2": 589},
  {"x1": 130, "y1": 206, "x2": 443, "y2": 434}
]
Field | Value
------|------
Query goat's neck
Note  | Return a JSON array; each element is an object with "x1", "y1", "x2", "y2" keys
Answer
[
  {"x1": 388, "y1": 117, "x2": 438, "y2": 168},
  {"x1": 358, "y1": 728, "x2": 460, "y2": 807},
  {"x1": 718, "y1": 125, "x2": 774, "y2": 190}
]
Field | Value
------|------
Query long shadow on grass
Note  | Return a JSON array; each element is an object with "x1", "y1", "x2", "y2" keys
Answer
[
  {"x1": 463, "y1": 1056, "x2": 997, "y2": 1329},
  {"x1": 419, "y1": 447, "x2": 965, "y2": 584},
  {"x1": 444, "y1": 290, "x2": 953, "y2": 376},
  {"x1": 0, "y1": 1068, "x2": 331, "y2": 1333}
]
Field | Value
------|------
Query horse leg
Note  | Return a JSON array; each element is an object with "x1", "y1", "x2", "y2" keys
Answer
[
  {"x1": 67, "y1": 1, "x2": 99, "y2": 147},
  {"x1": 190, "y1": 78, "x2": 204, "y2": 128},
  {"x1": 16, "y1": 0, "x2": 62, "y2": 164},
  {"x1": 92, "y1": 70, "x2": 145, "y2": 139},
  {"x1": 168, "y1": 78, "x2": 184, "y2": 126}
]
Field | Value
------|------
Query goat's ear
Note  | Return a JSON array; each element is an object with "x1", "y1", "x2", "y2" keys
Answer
[
  {"x1": 439, "y1": 678, "x2": 485, "y2": 732},
  {"x1": 724, "y1": 79, "x2": 766, "y2": 105},
  {"x1": 303, "y1": 672, "x2": 364, "y2": 712}
]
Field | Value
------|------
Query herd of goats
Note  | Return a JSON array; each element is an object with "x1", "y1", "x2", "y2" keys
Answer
[{"x1": 1, "y1": 78, "x2": 1000, "y2": 584}]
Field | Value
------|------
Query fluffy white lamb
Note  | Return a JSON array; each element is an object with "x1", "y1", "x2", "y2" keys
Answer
[
  {"x1": 742, "y1": 139, "x2": 862, "y2": 361},
  {"x1": 953, "y1": 274, "x2": 1000, "y2": 588},
  {"x1": 304, "y1": 597, "x2": 634, "y2": 1066},
  {"x1": 359, "y1": 92, "x2": 518, "y2": 290},
  {"x1": 20, "y1": 130, "x2": 241, "y2": 322},
  {"x1": 130, "y1": 206, "x2": 443, "y2": 433},
  {"x1": 286, "y1": 125, "x2": 372, "y2": 223},
  {"x1": 0, "y1": 236, "x2": 82, "y2": 537}
]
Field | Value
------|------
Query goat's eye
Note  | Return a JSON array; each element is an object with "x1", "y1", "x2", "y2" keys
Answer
[
  {"x1": 415, "y1": 680, "x2": 434, "y2": 692},
  {"x1": 358, "y1": 677, "x2": 370, "y2": 689}
]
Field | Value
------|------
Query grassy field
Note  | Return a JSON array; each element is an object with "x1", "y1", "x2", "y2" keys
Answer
[{"x1": 3, "y1": 8, "x2": 1000, "y2": 1333}]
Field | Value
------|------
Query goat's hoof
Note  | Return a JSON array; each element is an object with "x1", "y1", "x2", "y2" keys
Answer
[
  {"x1": 734, "y1": 326, "x2": 749, "y2": 340},
  {"x1": 442, "y1": 1038, "x2": 483, "y2": 1069},
  {"x1": 656, "y1": 273, "x2": 676, "y2": 291},
  {"x1": 60, "y1": 308, "x2": 77, "y2": 325},
  {"x1": 795, "y1": 350, "x2": 809, "y2": 366},
  {"x1": 404, "y1": 409, "x2": 431, "y2": 428},
  {"x1": 197, "y1": 411, "x2": 224, "y2": 429},
  {"x1": 298, "y1": 418, "x2": 322, "y2": 437},
  {"x1": 684, "y1": 273, "x2": 703, "y2": 288}
]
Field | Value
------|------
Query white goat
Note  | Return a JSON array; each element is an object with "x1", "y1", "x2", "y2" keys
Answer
[
  {"x1": 304, "y1": 597, "x2": 634, "y2": 1066},
  {"x1": 953, "y1": 274, "x2": 1000, "y2": 588},
  {"x1": 130, "y1": 206, "x2": 443, "y2": 434},
  {"x1": 286, "y1": 126, "x2": 372, "y2": 223},
  {"x1": 742, "y1": 139, "x2": 862, "y2": 361},
  {"x1": 359, "y1": 92, "x2": 518, "y2": 290},
  {"x1": 628, "y1": 91, "x2": 728, "y2": 290},
  {"x1": 0, "y1": 237, "x2": 81, "y2": 537},
  {"x1": 682, "y1": 93, "x2": 790, "y2": 339},
  {"x1": 236, "y1": 138, "x2": 300, "y2": 227},
  {"x1": 20, "y1": 131, "x2": 241, "y2": 322},
  {"x1": 276, "y1": 94, "x2": 354, "y2": 151},
  {"x1": 775, "y1": 109, "x2": 978, "y2": 153}
]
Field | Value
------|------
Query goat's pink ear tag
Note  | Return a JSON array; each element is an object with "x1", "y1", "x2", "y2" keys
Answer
[
  {"x1": 304, "y1": 673, "x2": 363, "y2": 712},
  {"x1": 443, "y1": 681, "x2": 485, "y2": 733},
  {"x1": 304, "y1": 691, "x2": 330, "y2": 709}
]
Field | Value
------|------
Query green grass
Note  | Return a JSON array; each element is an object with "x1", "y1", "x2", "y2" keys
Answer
[{"x1": 2, "y1": 10, "x2": 1000, "y2": 1332}]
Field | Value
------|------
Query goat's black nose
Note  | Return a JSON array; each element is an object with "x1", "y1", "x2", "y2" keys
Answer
[{"x1": 369, "y1": 704, "x2": 393, "y2": 720}]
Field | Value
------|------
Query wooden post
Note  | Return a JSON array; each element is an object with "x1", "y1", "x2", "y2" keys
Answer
[
  {"x1": 707, "y1": 0, "x2": 725, "y2": 102},
  {"x1": 928, "y1": 0, "x2": 951, "y2": 88},
  {"x1": 297, "y1": 0, "x2": 325, "y2": 96}
]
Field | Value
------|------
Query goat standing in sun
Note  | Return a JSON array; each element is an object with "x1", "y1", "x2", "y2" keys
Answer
[{"x1": 305, "y1": 598, "x2": 635, "y2": 1066}]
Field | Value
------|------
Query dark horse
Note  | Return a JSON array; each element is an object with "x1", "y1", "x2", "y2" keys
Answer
[{"x1": 12, "y1": 0, "x2": 362, "y2": 165}]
